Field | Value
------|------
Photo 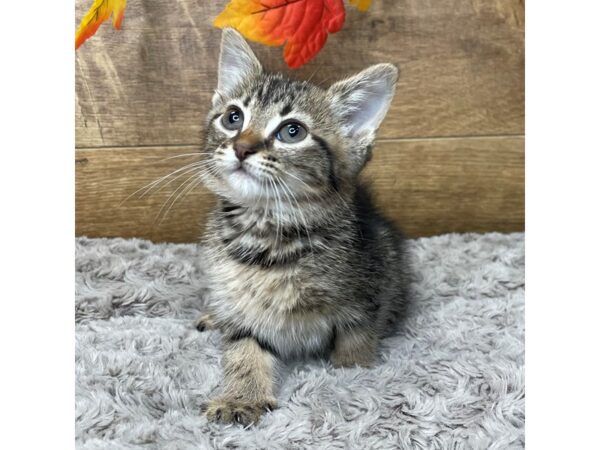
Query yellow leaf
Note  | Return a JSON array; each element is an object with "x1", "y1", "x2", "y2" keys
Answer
[
  {"x1": 75, "y1": 0, "x2": 128, "y2": 49},
  {"x1": 349, "y1": 0, "x2": 372, "y2": 12},
  {"x1": 214, "y1": 0, "x2": 347, "y2": 69},
  {"x1": 213, "y1": 0, "x2": 283, "y2": 47}
]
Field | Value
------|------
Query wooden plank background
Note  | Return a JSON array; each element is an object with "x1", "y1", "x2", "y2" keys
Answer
[{"x1": 76, "y1": 0, "x2": 524, "y2": 243}]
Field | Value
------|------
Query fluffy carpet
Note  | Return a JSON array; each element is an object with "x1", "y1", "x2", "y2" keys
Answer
[{"x1": 75, "y1": 232, "x2": 524, "y2": 449}]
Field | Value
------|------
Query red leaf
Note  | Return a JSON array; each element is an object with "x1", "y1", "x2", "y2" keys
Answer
[{"x1": 214, "y1": 0, "x2": 347, "y2": 69}]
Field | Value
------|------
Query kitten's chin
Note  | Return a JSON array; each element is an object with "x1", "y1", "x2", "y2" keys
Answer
[{"x1": 222, "y1": 169, "x2": 266, "y2": 202}]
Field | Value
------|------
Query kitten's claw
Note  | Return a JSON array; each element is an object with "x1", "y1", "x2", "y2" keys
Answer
[
  {"x1": 205, "y1": 397, "x2": 277, "y2": 426},
  {"x1": 194, "y1": 313, "x2": 216, "y2": 332}
]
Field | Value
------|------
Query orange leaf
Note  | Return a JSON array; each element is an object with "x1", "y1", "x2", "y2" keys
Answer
[
  {"x1": 214, "y1": 0, "x2": 347, "y2": 69},
  {"x1": 349, "y1": 0, "x2": 372, "y2": 12},
  {"x1": 75, "y1": 0, "x2": 128, "y2": 49}
]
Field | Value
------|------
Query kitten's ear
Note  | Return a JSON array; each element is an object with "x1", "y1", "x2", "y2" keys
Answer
[
  {"x1": 214, "y1": 28, "x2": 262, "y2": 104},
  {"x1": 328, "y1": 64, "x2": 398, "y2": 143}
]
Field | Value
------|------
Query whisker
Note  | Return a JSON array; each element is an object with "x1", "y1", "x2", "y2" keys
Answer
[
  {"x1": 157, "y1": 176, "x2": 204, "y2": 225},
  {"x1": 159, "y1": 152, "x2": 213, "y2": 161},
  {"x1": 148, "y1": 161, "x2": 216, "y2": 197},
  {"x1": 267, "y1": 176, "x2": 283, "y2": 247},
  {"x1": 153, "y1": 162, "x2": 218, "y2": 226},
  {"x1": 263, "y1": 173, "x2": 271, "y2": 224},
  {"x1": 305, "y1": 67, "x2": 323, "y2": 86},
  {"x1": 256, "y1": 176, "x2": 265, "y2": 206},
  {"x1": 274, "y1": 175, "x2": 314, "y2": 254},
  {"x1": 274, "y1": 176, "x2": 302, "y2": 241},
  {"x1": 282, "y1": 168, "x2": 352, "y2": 214},
  {"x1": 119, "y1": 160, "x2": 210, "y2": 206},
  {"x1": 275, "y1": 179, "x2": 302, "y2": 241},
  {"x1": 278, "y1": 170, "x2": 313, "y2": 196},
  {"x1": 153, "y1": 173, "x2": 199, "y2": 226}
]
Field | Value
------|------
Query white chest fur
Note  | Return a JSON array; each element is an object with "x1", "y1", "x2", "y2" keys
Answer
[{"x1": 207, "y1": 258, "x2": 333, "y2": 358}]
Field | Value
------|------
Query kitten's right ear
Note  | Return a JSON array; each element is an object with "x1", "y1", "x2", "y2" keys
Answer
[
  {"x1": 327, "y1": 63, "x2": 398, "y2": 144},
  {"x1": 214, "y1": 28, "x2": 262, "y2": 105}
]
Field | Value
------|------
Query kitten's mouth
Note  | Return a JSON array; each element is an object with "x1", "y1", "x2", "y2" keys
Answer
[
  {"x1": 229, "y1": 164, "x2": 258, "y2": 182},
  {"x1": 220, "y1": 161, "x2": 266, "y2": 199}
]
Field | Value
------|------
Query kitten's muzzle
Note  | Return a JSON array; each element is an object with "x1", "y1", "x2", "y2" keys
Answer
[
  {"x1": 234, "y1": 141, "x2": 259, "y2": 161},
  {"x1": 234, "y1": 130, "x2": 264, "y2": 161}
]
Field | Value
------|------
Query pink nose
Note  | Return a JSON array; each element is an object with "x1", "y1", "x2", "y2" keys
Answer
[{"x1": 234, "y1": 142, "x2": 258, "y2": 161}]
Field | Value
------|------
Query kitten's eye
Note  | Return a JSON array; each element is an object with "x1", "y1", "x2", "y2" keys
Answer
[
  {"x1": 276, "y1": 122, "x2": 307, "y2": 143},
  {"x1": 221, "y1": 107, "x2": 244, "y2": 131}
]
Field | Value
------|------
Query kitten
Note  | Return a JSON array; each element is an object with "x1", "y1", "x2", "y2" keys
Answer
[{"x1": 196, "y1": 28, "x2": 411, "y2": 425}]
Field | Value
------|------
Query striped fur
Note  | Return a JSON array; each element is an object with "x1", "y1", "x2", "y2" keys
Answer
[{"x1": 198, "y1": 29, "x2": 410, "y2": 425}]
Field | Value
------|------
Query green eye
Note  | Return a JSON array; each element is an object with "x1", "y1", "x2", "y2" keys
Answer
[
  {"x1": 221, "y1": 107, "x2": 244, "y2": 131},
  {"x1": 276, "y1": 122, "x2": 307, "y2": 143}
]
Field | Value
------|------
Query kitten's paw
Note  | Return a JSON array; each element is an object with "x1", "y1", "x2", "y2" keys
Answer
[
  {"x1": 204, "y1": 396, "x2": 277, "y2": 426},
  {"x1": 194, "y1": 313, "x2": 216, "y2": 332},
  {"x1": 330, "y1": 351, "x2": 375, "y2": 368}
]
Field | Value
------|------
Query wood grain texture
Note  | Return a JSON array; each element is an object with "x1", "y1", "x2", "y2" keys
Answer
[
  {"x1": 76, "y1": 137, "x2": 524, "y2": 243},
  {"x1": 362, "y1": 136, "x2": 524, "y2": 237},
  {"x1": 76, "y1": 146, "x2": 215, "y2": 243},
  {"x1": 75, "y1": 0, "x2": 524, "y2": 148}
]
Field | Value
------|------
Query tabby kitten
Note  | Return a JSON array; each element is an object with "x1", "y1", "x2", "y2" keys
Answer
[{"x1": 196, "y1": 29, "x2": 411, "y2": 425}]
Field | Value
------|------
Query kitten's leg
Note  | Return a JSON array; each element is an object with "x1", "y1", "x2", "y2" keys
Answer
[
  {"x1": 330, "y1": 326, "x2": 377, "y2": 368},
  {"x1": 205, "y1": 337, "x2": 278, "y2": 425},
  {"x1": 194, "y1": 312, "x2": 216, "y2": 332}
]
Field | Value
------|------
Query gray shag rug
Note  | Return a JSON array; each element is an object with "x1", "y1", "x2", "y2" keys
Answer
[{"x1": 75, "y1": 232, "x2": 524, "y2": 449}]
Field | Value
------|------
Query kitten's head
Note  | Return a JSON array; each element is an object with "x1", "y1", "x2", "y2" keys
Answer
[{"x1": 201, "y1": 28, "x2": 398, "y2": 205}]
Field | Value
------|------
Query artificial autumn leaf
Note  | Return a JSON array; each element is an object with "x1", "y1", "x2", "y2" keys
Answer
[
  {"x1": 214, "y1": 0, "x2": 347, "y2": 69},
  {"x1": 349, "y1": 0, "x2": 372, "y2": 12},
  {"x1": 75, "y1": 0, "x2": 128, "y2": 49}
]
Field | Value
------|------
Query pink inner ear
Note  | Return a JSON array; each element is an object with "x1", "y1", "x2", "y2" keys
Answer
[
  {"x1": 217, "y1": 30, "x2": 262, "y2": 97},
  {"x1": 343, "y1": 84, "x2": 394, "y2": 137},
  {"x1": 329, "y1": 65, "x2": 398, "y2": 138}
]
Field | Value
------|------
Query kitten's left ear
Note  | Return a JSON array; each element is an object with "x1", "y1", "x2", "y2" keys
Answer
[
  {"x1": 214, "y1": 28, "x2": 262, "y2": 105},
  {"x1": 328, "y1": 63, "x2": 398, "y2": 144}
]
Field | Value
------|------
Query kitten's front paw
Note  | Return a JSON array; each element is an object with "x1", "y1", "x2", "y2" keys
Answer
[
  {"x1": 194, "y1": 313, "x2": 216, "y2": 332},
  {"x1": 204, "y1": 396, "x2": 277, "y2": 426}
]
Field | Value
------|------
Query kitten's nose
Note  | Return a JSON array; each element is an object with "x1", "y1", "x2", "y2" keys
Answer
[
  {"x1": 234, "y1": 141, "x2": 258, "y2": 161},
  {"x1": 233, "y1": 130, "x2": 262, "y2": 161}
]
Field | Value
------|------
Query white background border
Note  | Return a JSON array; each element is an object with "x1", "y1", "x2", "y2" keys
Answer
[
  {"x1": 2, "y1": 0, "x2": 600, "y2": 448},
  {"x1": 2, "y1": 1, "x2": 74, "y2": 448}
]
